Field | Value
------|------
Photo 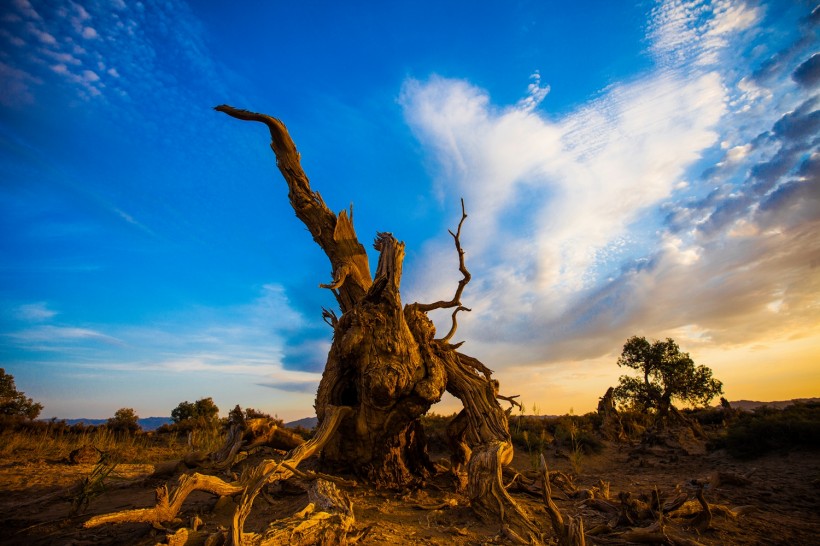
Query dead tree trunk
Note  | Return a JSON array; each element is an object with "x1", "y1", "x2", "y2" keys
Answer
[
  {"x1": 216, "y1": 106, "x2": 539, "y2": 540},
  {"x1": 597, "y1": 387, "x2": 626, "y2": 441}
]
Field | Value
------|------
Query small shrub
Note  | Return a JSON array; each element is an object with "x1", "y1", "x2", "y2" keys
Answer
[
  {"x1": 683, "y1": 406, "x2": 727, "y2": 426},
  {"x1": 573, "y1": 430, "x2": 604, "y2": 455},
  {"x1": 107, "y1": 408, "x2": 141, "y2": 434},
  {"x1": 619, "y1": 410, "x2": 653, "y2": 438}
]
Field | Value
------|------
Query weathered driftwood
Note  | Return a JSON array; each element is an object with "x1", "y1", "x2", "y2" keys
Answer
[
  {"x1": 84, "y1": 405, "x2": 352, "y2": 541},
  {"x1": 150, "y1": 412, "x2": 306, "y2": 479},
  {"x1": 215, "y1": 105, "x2": 540, "y2": 541}
]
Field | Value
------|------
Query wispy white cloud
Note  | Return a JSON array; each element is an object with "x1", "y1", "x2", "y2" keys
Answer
[
  {"x1": 12, "y1": 0, "x2": 41, "y2": 21},
  {"x1": 111, "y1": 207, "x2": 156, "y2": 236},
  {"x1": 16, "y1": 302, "x2": 58, "y2": 322},
  {"x1": 8, "y1": 325, "x2": 123, "y2": 345},
  {"x1": 4, "y1": 284, "x2": 323, "y2": 386},
  {"x1": 257, "y1": 380, "x2": 321, "y2": 394},
  {"x1": 401, "y1": 58, "x2": 726, "y2": 328},
  {"x1": 0, "y1": 61, "x2": 41, "y2": 106},
  {"x1": 0, "y1": 0, "x2": 234, "y2": 111},
  {"x1": 401, "y1": 0, "x2": 819, "y2": 374},
  {"x1": 647, "y1": 0, "x2": 759, "y2": 68}
]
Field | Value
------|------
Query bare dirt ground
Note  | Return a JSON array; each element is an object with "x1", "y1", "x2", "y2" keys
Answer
[{"x1": 1, "y1": 435, "x2": 818, "y2": 545}]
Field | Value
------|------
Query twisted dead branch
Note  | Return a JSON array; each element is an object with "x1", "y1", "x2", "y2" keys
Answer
[{"x1": 416, "y1": 198, "x2": 472, "y2": 343}]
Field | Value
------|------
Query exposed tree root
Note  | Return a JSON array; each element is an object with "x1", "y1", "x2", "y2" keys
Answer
[{"x1": 440, "y1": 350, "x2": 542, "y2": 543}]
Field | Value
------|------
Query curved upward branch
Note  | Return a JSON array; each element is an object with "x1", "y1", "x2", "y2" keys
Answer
[
  {"x1": 215, "y1": 105, "x2": 371, "y2": 313},
  {"x1": 416, "y1": 199, "x2": 471, "y2": 313},
  {"x1": 415, "y1": 199, "x2": 472, "y2": 343}
]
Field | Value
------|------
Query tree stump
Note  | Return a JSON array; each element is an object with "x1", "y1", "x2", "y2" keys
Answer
[{"x1": 216, "y1": 105, "x2": 540, "y2": 540}]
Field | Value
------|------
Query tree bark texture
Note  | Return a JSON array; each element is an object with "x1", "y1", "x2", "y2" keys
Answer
[{"x1": 216, "y1": 106, "x2": 537, "y2": 539}]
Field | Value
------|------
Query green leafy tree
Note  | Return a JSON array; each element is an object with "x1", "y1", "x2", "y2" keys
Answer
[
  {"x1": 107, "y1": 407, "x2": 141, "y2": 433},
  {"x1": 171, "y1": 397, "x2": 220, "y2": 427},
  {"x1": 0, "y1": 368, "x2": 43, "y2": 420},
  {"x1": 170, "y1": 400, "x2": 196, "y2": 423},
  {"x1": 613, "y1": 336, "x2": 723, "y2": 417}
]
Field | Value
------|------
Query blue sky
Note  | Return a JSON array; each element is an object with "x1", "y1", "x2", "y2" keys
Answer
[{"x1": 1, "y1": 0, "x2": 817, "y2": 420}]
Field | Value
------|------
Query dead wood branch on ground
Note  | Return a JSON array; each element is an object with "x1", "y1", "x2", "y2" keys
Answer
[
  {"x1": 539, "y1": 454, "x2": 586, "y2": 546},
  {"x1": 84, "y1": 405, "x2": 353, "y2": 545}
]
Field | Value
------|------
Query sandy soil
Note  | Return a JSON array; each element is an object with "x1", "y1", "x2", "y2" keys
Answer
[{"x1": 1, "y1": 436, "x2": 818, "y2": 545}]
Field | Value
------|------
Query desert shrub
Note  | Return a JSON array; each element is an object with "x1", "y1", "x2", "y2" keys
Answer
[
  {"x1": 186, "y1": 425, "x2": 226, "y2": 452},
  {"x1": 683, "y1": 406, "x2": 727, "y2": 426},
  {"x1": 509, "y1": 415, "x2": 553, "y2": 452},
  {"x1": 724, "y1": 402, "x2": 820, "y2": 458},
  {"x1": 171, "y1": 397, "x2": 220, "y2": 429},
  {"x1": 550, "y1": 413, "x2": 590, "y2": 473},
  {"x1": 555, "y1": 413, "x2": 603, "y2": 457},
  {"x1": 0, "y1": 425, "x2": 162, "y2": 462},
  {"x1": 0, "y1": 368, "x2": 43, "y2": 420},
  {"x1": 243, "y1": 407, "x2": 278, "y2": 421},
  {"x1": 574, "y1": 430, "x2": 604, "y2": 455},
  {"x1": 583, "y1": 411, "x2": 604, "y2": 431},
  {"x1": 107, "y1": 408, "x2": 141, "y2": 434},
  {"x1": 160, "y1": 415, "x2": 221, "y2": 434},
  {"x1": 619, "y1": 410, "x2": 654, "y2": 438}
]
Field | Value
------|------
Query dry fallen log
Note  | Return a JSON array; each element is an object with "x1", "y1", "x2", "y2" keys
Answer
[{"x1": 83, "y1": 472, "x2": 244, "y2": 528}]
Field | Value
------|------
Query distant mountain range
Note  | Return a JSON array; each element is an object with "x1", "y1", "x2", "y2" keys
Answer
[
  {"x1": 55, "y1": 416, "x2": 316, "y2": 432},
  {"x1": 725, "y1": 397, "x2": 819, "y2": 411},
  {"x1": 285, "y1": 416, "x2": 318, "y2": 429},
  {"x1": 59, "y1": 417, "x2": 172, "y2": 431}
]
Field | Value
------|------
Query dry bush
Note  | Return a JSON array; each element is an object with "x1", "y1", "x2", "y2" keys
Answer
[{"x1": 0, "y1": 423, "x2": 218, "y2": 464}]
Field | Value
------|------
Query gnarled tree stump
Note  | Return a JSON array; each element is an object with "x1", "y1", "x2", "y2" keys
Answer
[{"x1": 216, "y1": 105, "x2": 539, "y2": 540}]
